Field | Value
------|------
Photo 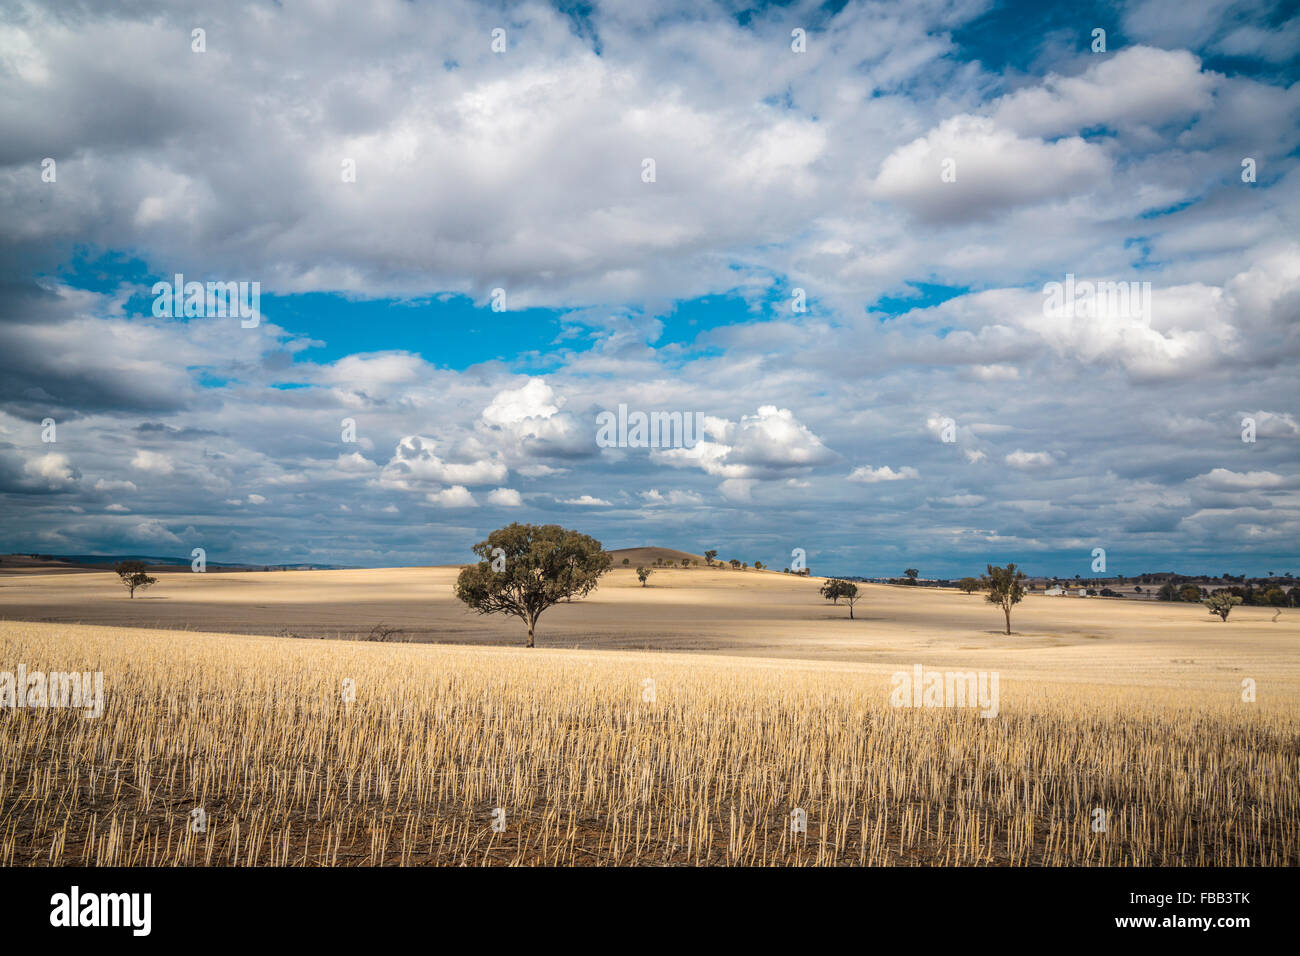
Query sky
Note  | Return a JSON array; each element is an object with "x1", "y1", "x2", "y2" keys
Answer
[{"x1": 1, "y1": 0, "x2": 1298, "y2": 578}]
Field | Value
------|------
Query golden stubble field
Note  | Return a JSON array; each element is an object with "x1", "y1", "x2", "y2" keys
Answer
[
  {"x1": 0, "y1": 562, "x2": 1297, "y2": 867},
  {"x1": 1, "y1": 562, "x2": 1296, "y2": 679}
]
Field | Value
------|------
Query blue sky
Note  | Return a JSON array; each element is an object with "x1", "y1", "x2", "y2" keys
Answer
[{"x1": 1, "y1": 0, "x2": 1298, "y2": 577}]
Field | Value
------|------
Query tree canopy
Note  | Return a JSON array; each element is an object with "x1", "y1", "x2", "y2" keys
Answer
[
  {"x1": 114, "y1": 560, "x2": 157, "y2": 599},
  {"x1": 454, "y1": 523, "x2": 611, "y2": 647},
  {"x1": 981, "y1": 563, "x2": 1026, "y2": 635}
]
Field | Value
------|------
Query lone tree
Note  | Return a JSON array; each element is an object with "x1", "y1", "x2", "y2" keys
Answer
[
  {"x1": 903, "y1": 568, "x2": 919, "y2": 584},
  {"x1": 820, "y1": 579, "x2": 861, "y2": 618},
  {"x1": 820, "y1": 579, "x2": 845, "y2": 604},
  {"x1": 114, "y1": 560, "x2": 157, "y2": 599},
  {"x1": 637, "y1": 566, "x2": 652, "y2": 587},
  {"x1": 704, "y1": 549, "x2": 717, "y2": 566},
  {"x1": 454, "y1": 523, "x2": 611, "y2": 648},
  {"x1": 828, "y1": 580, "x2": 860, "y2": 619},
  {"x1": 1205, "y1": 592, "x2": 1243, "y2": 621},
  {"x1": 981, "y1": 563, "x2": 1026, "y2": 635},
  {"x1": 958, "y1": 577, "x2": 981, "y2": 594}
]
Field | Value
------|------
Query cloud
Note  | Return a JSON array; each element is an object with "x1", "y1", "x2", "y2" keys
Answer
[
  {"x1": 335, "y1": 452, "x2": 378, "y2": 474},
  {"x1": 640, "y1": 488, "x2": 704, "y2": 506},
  {"x1": 482, "y1": 378, "x2": 561, "y2": 426},
  {"x1": 1005, "y1": 450, "x2": 1056, "y2": 470},
  {"x1": 23, "y1": 453, "x2": 80, "y2": 489},
  {"x1": 655, "y1": 406, "x2": 834, "y2": 480},
  {"x1": 486, "y1": 487, "x2": 523, "y2": 507},
  {"x1": 933, "y1": 494, "x2": 986, "y2": 506},
  {"x1": 848, "y1": 465, "x2": 919, "y2": 483},
  {"x1": 719, "y1": 478, "x2": 757, "y2": 502},
  {"x1": 129, "y1": 519, "x2": 181, "y2": 545},
  {"x1": 94, "y1": 478, "x2": 138, "y2": 493},
  {"x1": 991, "y1": 47, "x2": 1214, "y2": 139},
  {"x1": 560, "y1": 494, "x2": 611, "y2": 506},
  {"x1": 874, "y1": 115, "x2": 1111, "y2": 223},
  {"x1": 130, "y1": 450, "x2": 174, "y2": 475},
  {"x1": 1193, "y1": 469, "x2": 1290, "y2": 492},
  {"x1": 381, "y1": 436, "x2": 507, "y2": 488},
  {"x1": 317, "y1": 353, "x2": 426, "y2": 390},
  {"x1": 427, "y1": 486, "x2": 477, "y2": 508},
  {"x1": 1241, "y1": 410, "x2": 1300, "y2": 438}
]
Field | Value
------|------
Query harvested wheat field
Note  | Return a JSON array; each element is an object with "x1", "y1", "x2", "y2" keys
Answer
[{"x1": 1, "y1": 610, "x2": 1296, "y2": 866}]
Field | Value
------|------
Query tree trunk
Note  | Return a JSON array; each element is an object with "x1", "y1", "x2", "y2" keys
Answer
[
  {"x1": 527, "y1": 623, "x2": 534, "y2": 648},
  {"x1": 1004, "y1": 606, "x2": 1011, "y2": 634},
  {"x1": 849, "y1": 604, "x2": 854, "y2": 620}
]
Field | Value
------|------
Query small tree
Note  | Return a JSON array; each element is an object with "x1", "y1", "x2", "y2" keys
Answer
[
  {"x1": 903, "y1": 568, "x2": 919, "y2": 584},
  {"x1": 366, "y1": 623, "x2": 401, "y2": 642},
  {"x1": 454, "y1": 523, "x2": 611, "y2": 648},
  {"x1": 841, "y1": 581, "x2": 860, "y2": 620},
  {"x1": 981, "y1": 563, "x2": 1026, "y2": 635},
  {"x1": 820, "y1": 579, "x2": 844, "y2": 604},
  {"x1": 622, "y1": 558, "x2": 630, "y2": 565},
  {"x1": 704, "y1": 549, "x2": 717, "y2": 566},
  {"x1": 637, "y1": 566, "x2": 652, "y2": 587},
  {"x1": 1180, "y1": 584, "x2": 1202, "y2": 602},
  {"x1": 754, "y1": 561, "x2": 764, "y2": 570},
  {"x1": 729, "y1": 559, "x2": 741, "y2": 570},
  {"x1": 958, "y1": 577, "x2": 980, "y2": 594},
  {"x1": 114, "y1": 560, "x2": 157, "y2": 599},
  {"x1": 821, "y1": 580, "x2": 860, "y2": 619},
  {"x1": 681, "y1": 558, "x2": 691, "y2": 568},
  {"x1": 1205, "y1": 593, "x2": 1242, "y2": 621}
]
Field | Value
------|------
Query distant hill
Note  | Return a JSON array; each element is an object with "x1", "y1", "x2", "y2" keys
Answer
[{"x1": 608, "y1": 546, "x2": 708, "y2": 566}]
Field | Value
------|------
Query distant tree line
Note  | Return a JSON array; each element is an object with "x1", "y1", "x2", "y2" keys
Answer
[{"x1": 1158, "y1": 581, "x2": 1299, "y2": 607}]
